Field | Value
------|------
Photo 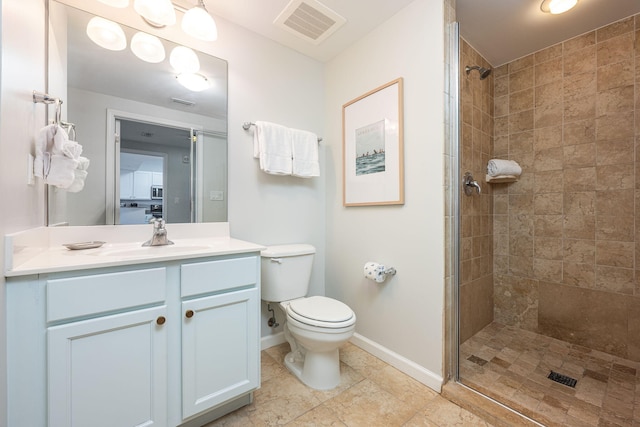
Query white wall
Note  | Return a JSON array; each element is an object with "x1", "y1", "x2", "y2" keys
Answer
[
  {"x1": 325, "y1": 0, "x2": 446, "y2": 388},
  {"x1": 0, "y1": 0, "x2": 48, "y2": 424}
]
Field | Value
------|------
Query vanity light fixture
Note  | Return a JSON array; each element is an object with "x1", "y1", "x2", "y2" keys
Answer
[
  {"x1": 97, "y1": 0, "x2": 129, "y2": 7},
  {"x1": 176, "y1": 73, "x2": 210, "y2": 92},
  {"x1": 169, "y1": 46, "x2": 200, "y2": 74},
  {"x1": 130, "y1": 32, "x2": 166, "y2": 63},
  {"x1": 181, "y1": 0, "x2": 218, "y2": 41},
  {"x1": 133, "y1": 0, "x2": 176, "y2": 27},
  {"x1": 540, "y1": 0, "x2": 578, "y2": 14},
  {"x1": 86, "y1": 16, "x2": 127, "y2": 51}
]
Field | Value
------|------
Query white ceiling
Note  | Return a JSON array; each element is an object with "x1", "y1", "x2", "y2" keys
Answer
[
  {"x1": 456, "y1": 0, "x2": 640, "y2": 66},
  {"x1": 196, "y1": 0, "x2": 417, "y2": 62},
  {"x1": 194, "y1": 0, "x2": 640, "y2": 66}
]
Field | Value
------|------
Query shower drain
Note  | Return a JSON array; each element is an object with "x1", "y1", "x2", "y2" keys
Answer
[{"x1": 547, "y1": 370, "x2": 577, "y2": 388}]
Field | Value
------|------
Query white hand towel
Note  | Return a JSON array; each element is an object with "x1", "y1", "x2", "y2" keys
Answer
[
  {"x1": 66, "y1": 156, "x2": 90, "y2": 193},
  {"x1": 254, "y1": 121, "x2": 293, "y2": 175},
  {"x1": 34, "y1": 124, "x2": 58, "y2": 178},
  {"x1": 45, "y1": 154, "x2": 78, "y2": 188},
  {"x1": 487, "y1": 159, "x2": 522, "y2": 177},
  {"x1": 291, "y1": 128, "x2": 319, "y2": 178}
]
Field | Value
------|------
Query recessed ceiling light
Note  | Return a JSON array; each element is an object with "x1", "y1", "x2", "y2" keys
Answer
[{"x1": 540, "y1": 0, "x2": 578, "y2": 14}]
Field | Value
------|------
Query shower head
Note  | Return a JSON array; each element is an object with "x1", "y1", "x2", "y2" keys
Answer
[{"x1": 465, "y1": 65, "x2": 492, "y2": 80}]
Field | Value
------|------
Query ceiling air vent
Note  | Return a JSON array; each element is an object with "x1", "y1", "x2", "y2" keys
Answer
[{"x1": 274, "y1": 0, "x2": 346, "y2": 45}]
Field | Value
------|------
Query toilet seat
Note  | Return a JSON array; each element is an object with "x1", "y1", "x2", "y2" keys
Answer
[{"x1": 286, "y1": 296, "x2": 355, "y2": 329}]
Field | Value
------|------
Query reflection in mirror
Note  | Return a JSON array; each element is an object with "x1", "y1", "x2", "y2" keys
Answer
[{"x1": 47, "y1": 1, "x2": 228, "y2": 226}]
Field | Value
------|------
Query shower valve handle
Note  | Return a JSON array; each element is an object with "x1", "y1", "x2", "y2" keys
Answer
[{"x1": 463, "y1": 172, "x2": 481, "y2": 196}]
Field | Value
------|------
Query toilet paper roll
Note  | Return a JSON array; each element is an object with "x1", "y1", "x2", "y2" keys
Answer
[{"x1": 364, "y1": 262, "x2": 386, "y2": 283}]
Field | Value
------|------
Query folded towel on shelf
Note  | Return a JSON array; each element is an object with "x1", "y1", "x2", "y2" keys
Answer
[
  {"x1": 487, "y1": 159, "x2": 522, "y2": 177},
  {"x1": 253, "y1": 121, "x2": 293, "y2": 175},
  {"x1": 291, "y1": 128, "x2": 319, "y2": 178}
]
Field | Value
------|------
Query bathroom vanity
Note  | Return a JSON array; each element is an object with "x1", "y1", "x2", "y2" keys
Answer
[{"x1": 5, "y1": 223, "x2": 263, "y2": 427}]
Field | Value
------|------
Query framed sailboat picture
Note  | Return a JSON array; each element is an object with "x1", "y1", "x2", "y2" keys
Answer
[{"x1": 342, "y1": 78, "x2": 404, "y2": 206}]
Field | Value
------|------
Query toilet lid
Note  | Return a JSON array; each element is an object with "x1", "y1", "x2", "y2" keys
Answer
[{"x1": 287, "y1": 296, "x2": 355, "y2": 328}]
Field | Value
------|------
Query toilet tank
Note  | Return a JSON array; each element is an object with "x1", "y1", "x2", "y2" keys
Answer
[{"x1": 260, "y1": 244, "x2": 315, "y2": 302}]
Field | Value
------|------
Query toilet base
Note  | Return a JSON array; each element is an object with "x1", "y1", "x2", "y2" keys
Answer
[{"x1": 284, "y1": 349, "x2": 341, "y2": 390}]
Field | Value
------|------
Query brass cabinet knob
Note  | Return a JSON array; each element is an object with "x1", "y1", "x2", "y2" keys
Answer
[
  {"x1": 156, "y1": 316, "x2": 166, "y2": 325},
  {"x1": 185, "y1": 309, "x2": 194, "y2": 318}
]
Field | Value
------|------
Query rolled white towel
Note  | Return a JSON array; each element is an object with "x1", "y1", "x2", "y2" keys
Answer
[{"x1": 487, "y1": 159, "x2": 522, "y2": 177}]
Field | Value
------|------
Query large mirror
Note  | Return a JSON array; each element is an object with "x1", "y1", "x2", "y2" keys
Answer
[{"x1": 47, "y1": 1, "x2": 228, "y2": 226}]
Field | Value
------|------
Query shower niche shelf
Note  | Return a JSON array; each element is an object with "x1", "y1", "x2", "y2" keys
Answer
[{"x1": 485, "y1": 174, "x2": 519, "y2": 184}]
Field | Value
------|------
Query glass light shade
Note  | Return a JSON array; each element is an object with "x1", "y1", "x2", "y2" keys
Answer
[
  {"x1": 86, "y1": 17, "x2": 127, "y2": 51},
  {"x1": 541, "y1": 0, "x2": 578, "y2": 14},
  {"x1": 130, "y1": 32, "x2": 165, "y2": 63},
  {"x1": 176, "y1": 73, "x2": 210, "y2": 92},
  {"x1": 133, "y1": 0, "x2": 176, "y2": 26},
  {"x1": 169, "y1": 46, "x2": 200, "y2": 74},
  {"x1": 182, "y1": 6, "x2": 218, "y2": 41},
  {"x1": 97, "y1": 0, "x2": 129, "y2": 7},
  {"x1": 549, "y1": 0, "x2": 577, "y2": 14}
]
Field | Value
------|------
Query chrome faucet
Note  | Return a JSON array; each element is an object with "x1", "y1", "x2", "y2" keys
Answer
[{"x1": 143, "y1": 218, "x2": 174, "y2": 247}]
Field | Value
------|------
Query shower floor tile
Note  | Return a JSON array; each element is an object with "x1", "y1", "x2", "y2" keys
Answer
[{"x1": 460, "y1": 321, "x2": 640, "y2": 427}]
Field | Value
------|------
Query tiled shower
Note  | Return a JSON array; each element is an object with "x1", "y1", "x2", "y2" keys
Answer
[{"x1": 458, "y1": 13, "x2": 640, "y2": 426}]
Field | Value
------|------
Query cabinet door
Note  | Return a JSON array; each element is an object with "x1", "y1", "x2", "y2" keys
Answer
[
  {"x1": 134, "y1": 171, "x2": 153, "y2": 199},
  {"x1": 48, "y1": 306, "x2": 168, "y2": 427},
  {"x1": 120, "y1": 170, "x2": 134, "y2": 199},
  {"x1": 181, "y1": 288, "x2": 259, "y2": 419}
]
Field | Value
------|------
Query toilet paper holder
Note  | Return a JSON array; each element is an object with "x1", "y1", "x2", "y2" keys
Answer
[{"x1": 363, "y1": 262, "x2": 397, "y2": 283}]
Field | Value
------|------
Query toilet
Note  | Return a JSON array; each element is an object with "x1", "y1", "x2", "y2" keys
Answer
[{"x1": 261, "y1": 244, "x2": 356, "y2": 390}]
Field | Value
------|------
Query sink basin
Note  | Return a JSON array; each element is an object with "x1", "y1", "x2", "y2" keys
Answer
[{"x1": 95, "y1": 244, "x2": 212, "y2": 258}]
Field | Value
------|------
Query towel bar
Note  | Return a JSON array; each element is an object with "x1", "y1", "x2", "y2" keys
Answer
[{"x1": 242, "y1": 121, "x2": 322, "y2": 142}]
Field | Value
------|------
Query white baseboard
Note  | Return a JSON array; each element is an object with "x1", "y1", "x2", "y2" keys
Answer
[
  {"x1": 259, "y1": 331, "x2": 443, "y2": 393},
  {"x1": 260, "y1": 331, "x2": 286, "y2": 350},
  {"x1": 350, "y1": 333, "x2": 443, "y2": 393}
]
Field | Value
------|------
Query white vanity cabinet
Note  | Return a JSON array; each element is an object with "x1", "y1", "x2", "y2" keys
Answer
[
  {"x1": 45, "y1": 267, "x2": 169, "y2": 427},
  {"x1": 6, "y1": 253, "x2": 261, "y2": 427},
  {"x1": 180, "y1": 258, "x2": 260, "y2": 419}
]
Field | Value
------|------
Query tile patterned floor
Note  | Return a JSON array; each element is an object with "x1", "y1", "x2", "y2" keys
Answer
[
  {"x1": 459, "y1": 322, "x2": 640, "y2": 427},
  {"x1": 206, "y1": 342, "x2": 495, "y2": 426}
]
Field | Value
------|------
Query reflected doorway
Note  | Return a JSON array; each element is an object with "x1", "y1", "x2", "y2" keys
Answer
[{"x1": 111, "y1": 114, "x2": 197, "y2": 225}]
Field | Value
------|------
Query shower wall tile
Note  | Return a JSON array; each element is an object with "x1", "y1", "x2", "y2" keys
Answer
[
  {"x1": 596, "y1": 32, "x2": 634, "y2": 67},
  {"x1": 563, "y1": 31, "x2": 595, "y2": 53},
  {"x1": 596, "y1": 190, "x2": 634, "y2": 216},
  {"x1": 596, "y1": 138, "x2": 634, "y2": 166},
  {"x1": 563, "y1": 143, "x2": 595, "y2": 169},
  {"x1": 538, "y1": 282, "x2": 628, "y2": 359},
  {"x1": 597, "y1": 16, "x2": 634, "y2": 41},
  {"x1": 563, "y1": 262, "x2": 595, "y2": 288},
  {"x1": 459, "y1": 40, "x2": 494, "y2": 342},
  {"x1": 595, "y1": 240, "x2": 635, "y2": 268},
  {"x1": 563, "y1": 119, "x2": 596, "y2": 146},
  {"x1": 563, "y1": 46, "x2": 596, "y2": 76},
  {"x1": 534, "y1": 193, "x2": 563, "y2": 215},
  {"x1": 597, "y1": 60, "x2": 634, "y2": 91},
  {"x1": 594, "y1": 266, "x2": 634, "y2": 294},
  {"x1": 564, "y1": 239, "x2": 595, "y2": 264},
  {"x1": 478, "y1": 13, "x2": 640, "y2": 359}
]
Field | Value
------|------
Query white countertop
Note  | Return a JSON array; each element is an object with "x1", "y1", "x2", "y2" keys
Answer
[{"x1": 5, "y1": 223, "x2": 265, "y2": 277}]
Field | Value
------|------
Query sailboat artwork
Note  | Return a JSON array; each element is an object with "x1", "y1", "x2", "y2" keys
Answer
[{"x1": 355, "y1": 119, "x2": 386, "y2": 176}]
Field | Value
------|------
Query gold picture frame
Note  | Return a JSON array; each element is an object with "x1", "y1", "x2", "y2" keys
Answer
[{"x1": 342, "y1": 78, "x2": 404, "y2": 206}]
